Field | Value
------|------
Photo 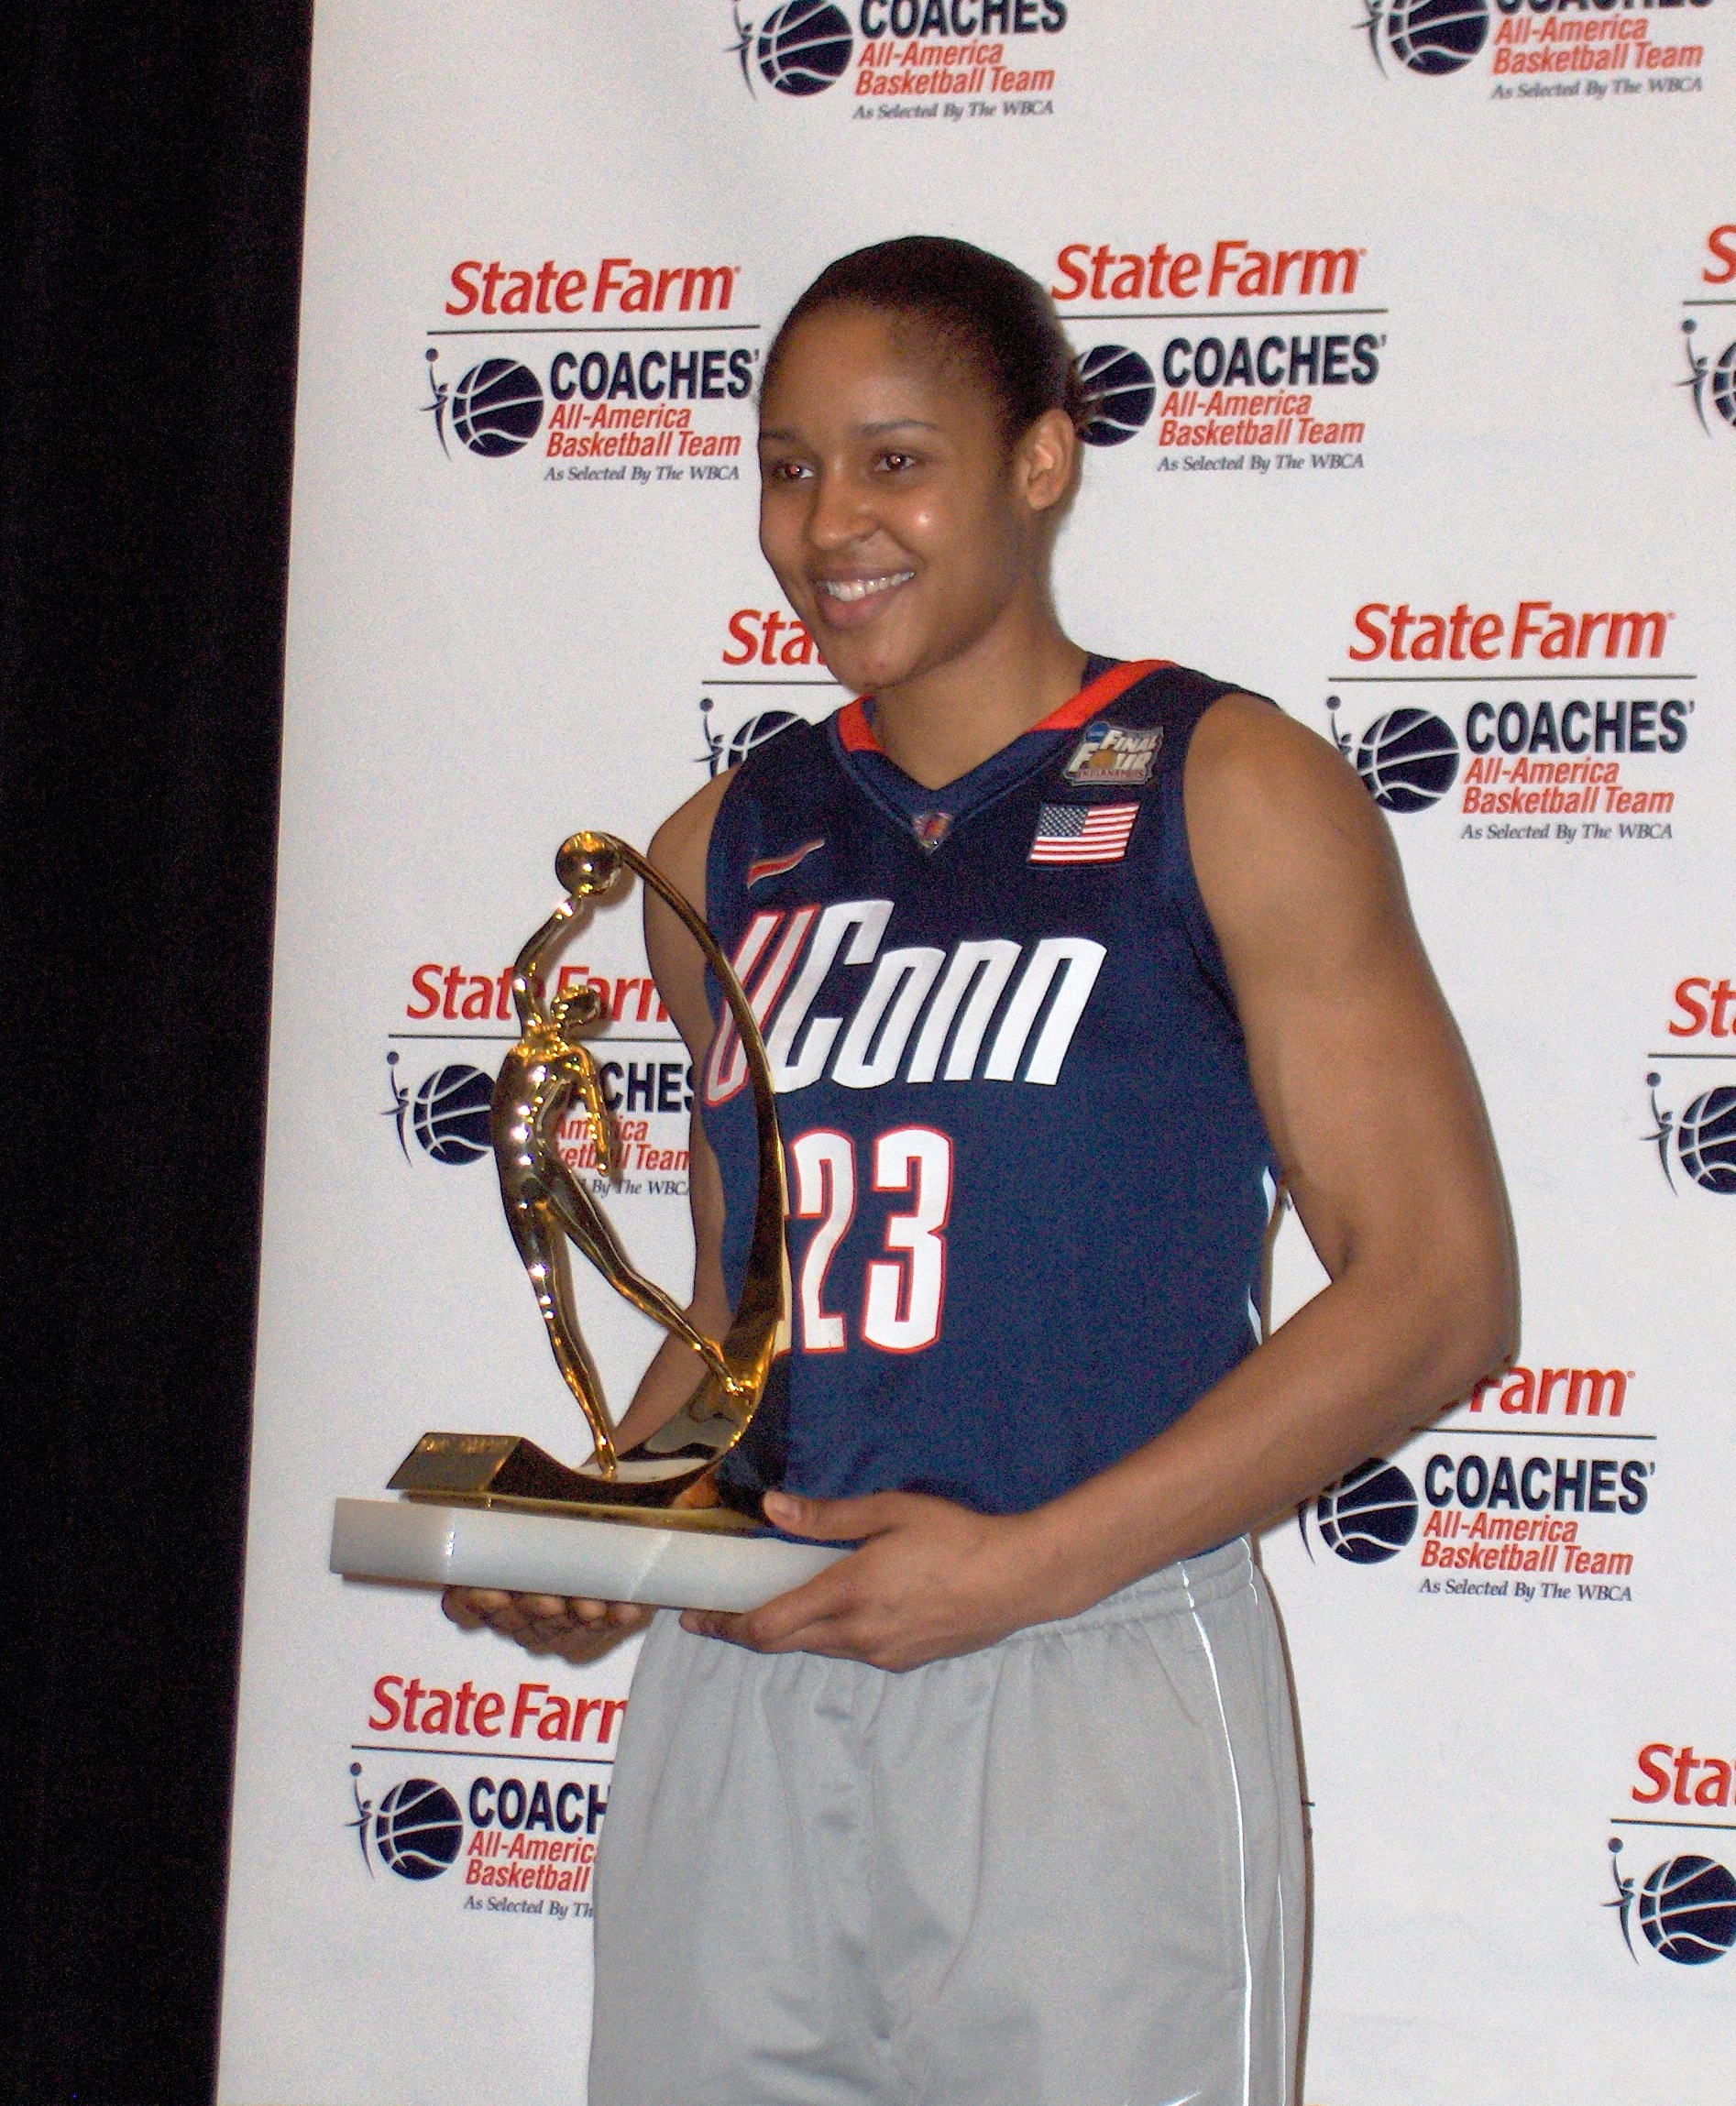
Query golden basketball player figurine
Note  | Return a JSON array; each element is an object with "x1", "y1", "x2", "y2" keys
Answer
[
  {"x1": 491, "y1": 834, "x2": 743, "y2": 1480},
  {"x1": 379, "y1": 828, "x2": 786, "y2": 1522}
]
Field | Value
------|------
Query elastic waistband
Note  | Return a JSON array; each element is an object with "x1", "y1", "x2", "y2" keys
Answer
[{"x1": 1005, "y1": 1537, "x2": 1256, "y2": 1644}]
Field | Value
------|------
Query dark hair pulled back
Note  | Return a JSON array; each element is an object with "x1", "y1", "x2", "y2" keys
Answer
[{"x1": 763, "y1": 235, "x2": 1090, "y2": 443}]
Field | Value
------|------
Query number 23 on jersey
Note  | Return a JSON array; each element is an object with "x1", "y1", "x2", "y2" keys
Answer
[{"x1": 787, "y1": 1127, "x2": 952, "y2": 1355}]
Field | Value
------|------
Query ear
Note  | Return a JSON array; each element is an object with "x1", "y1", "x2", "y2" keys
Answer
[{"x1": 1014, "y1": 406, "x2": 1079, "y2": 517}]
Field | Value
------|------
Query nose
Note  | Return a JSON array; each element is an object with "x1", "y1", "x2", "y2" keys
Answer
[{"x1": 805, "y1": 463, "x2": 874, "y2": 553}]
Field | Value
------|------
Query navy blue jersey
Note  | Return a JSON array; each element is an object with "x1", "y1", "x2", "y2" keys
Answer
[{"x1": 698, "y1": 656, "x2": 1279, "y2": 1519}]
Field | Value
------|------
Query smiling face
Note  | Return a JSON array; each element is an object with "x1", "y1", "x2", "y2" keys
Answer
[{"x1": 756, "y1": 303, "x2": 1074, "y2": 699}]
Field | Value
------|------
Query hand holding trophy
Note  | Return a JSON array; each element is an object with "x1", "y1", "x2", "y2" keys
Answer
[{"x1": 329, "y1": 832, "x2": 843, "y2": 1613}]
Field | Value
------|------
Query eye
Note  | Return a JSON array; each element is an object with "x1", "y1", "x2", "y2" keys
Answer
[
  {"x1": 764, "y1": 457, "x2": 813, "y2": 484},
  {"x1": 876, "y1": 451, "x2": 918, "y2": 473}
]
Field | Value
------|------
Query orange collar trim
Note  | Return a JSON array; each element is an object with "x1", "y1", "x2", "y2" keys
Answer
[{"x1": 835, "y1": 657, "x2": 1171, "y2": 757}]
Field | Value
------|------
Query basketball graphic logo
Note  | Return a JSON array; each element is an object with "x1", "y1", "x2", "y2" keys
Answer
[
  {"x1": 1327, "y1": 701, "x2": 1459, "y2": 813},
  {"x1": 735, "y1": 0, "x2": 853, "y2": 95},
  {"x1": 1365, "y1": 0, "x2": 1489, "y2": 76},
  {"x1": 1713, "y1": 342, "x2": 1736, "y2": 430},
  {"x1": 1077, "y1": 346, "x2": 1157, "y2": 448},
  {"x1": 451, "y1": 358, "x2": 544, "y2": 456},
  {"x1": 373, "y1": 1780, "x2": 465, "y2": 1881},
  {"x1": 1680, "y1": 323, "x2": 1736, "y2": 436},
  {"x1": 727, "y1": 708, "x2": 801, "y2": 767},
  {"x1": 1313, "y1": 1458, "x2": 1419, "y2": 1564},
  {"x1": 1677, "y1": 1087, "x2": 1736, "y2": 1194},
  {"x1": 411, "y1": 1064, "x2": 495, "y2": 1164},
  {"x1": 1639, "y1": 1855, "x2": 1736, "y2": 1964},
  {"x1": 700, "y1": 697, "x2": 802, "y2": 776}
]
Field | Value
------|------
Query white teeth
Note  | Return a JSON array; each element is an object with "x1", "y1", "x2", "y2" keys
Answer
[{"x1": 820, "y1": 571, "x2": 914, "y2": 603}]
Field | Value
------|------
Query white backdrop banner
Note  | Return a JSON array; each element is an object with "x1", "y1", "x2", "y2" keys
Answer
[{"x1": 217, "y1": 4, "x2": 1736, "y2": 2101}]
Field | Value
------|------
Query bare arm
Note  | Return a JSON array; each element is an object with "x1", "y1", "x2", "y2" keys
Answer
[
  {"x1": 687, "y1": 697, "x2": 1517, "y2": 1663},
  {"x1": 1001, "y1": 696, "x2": 1517, "y2": 1610}
]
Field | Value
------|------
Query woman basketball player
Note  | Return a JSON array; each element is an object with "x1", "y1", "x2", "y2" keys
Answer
[{"x1": 445, "y1": 236, "x2": 1517, "y2": 2106}]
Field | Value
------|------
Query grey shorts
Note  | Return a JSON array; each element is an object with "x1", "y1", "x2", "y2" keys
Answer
[{"x1": 589, "y1": 1538, "x2": 1304, "y2": 2106}]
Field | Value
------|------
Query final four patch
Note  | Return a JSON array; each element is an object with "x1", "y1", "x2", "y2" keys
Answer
[{"x1": 1062, "y1": 721, "x2": 1162, "y2": 787}]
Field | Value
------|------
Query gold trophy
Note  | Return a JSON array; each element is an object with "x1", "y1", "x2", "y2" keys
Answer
[{"x1": 330, "y1": 833, "x2": 841, "y2": 1613}]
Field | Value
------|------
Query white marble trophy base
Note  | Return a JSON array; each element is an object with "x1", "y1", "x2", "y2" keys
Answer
[{"x1": 330, "y1": 1497, "x2": 844, "y2": 1614}]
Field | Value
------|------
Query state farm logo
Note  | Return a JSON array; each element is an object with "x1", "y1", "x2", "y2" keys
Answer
[
  {"x1": 1465, "y1": 1363, "x2": 1630, "y2": 1418},
  {"x1": 368, "y1": 1671, "x2": 626, "y2": 1746},
  {"x1": 1644, "y1": 978, "x2": 1736, "y2": 1195},
  {"x1": 720, "y1": 606, "x2": 820, "y2": 668},
  {"x1": 1051, "y1": 240, "x2": 1383, "y2": 472},
  {"x1": 1366, "y1": 0, "x2": 1712, "y2": 94},
  {"x1": 1325, "y1": 598, "x2": 1694, "y2": 842},
  {"x1": 1664, "y1": 975, "x2": 1736, "y2": 1045},
  {"x1": 1607, "y1": 1741, "x2": 1736, "y2": 1968},
  {"x1": 1053, "y1": 237, "x2": 1366, "y2": 306},
  {"x1": 1680, "y1": 226, "x2": 1736, "y2": 436},
  {"x1": 1348, "y1": 597, "x2": 1674, "y2": 665},
  {"x1": 445, "y1": 257, "x2": 742, "y2": 320},
  {"x1": 423, "y1": 258, "x2": 756, "y2": 485},
  {"x1": 1631, "y1": 1740, "x2": 1736, "y2": 1820}
]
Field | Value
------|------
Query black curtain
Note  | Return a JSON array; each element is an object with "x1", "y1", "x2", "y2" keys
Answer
[{"x1": 1, "y1": 5, "x2": 313, "y2": 2101}]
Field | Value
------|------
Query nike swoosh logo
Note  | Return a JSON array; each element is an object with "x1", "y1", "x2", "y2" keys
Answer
[{"x1": 747, "y1": 838, "x2": 826, "y2": 887}]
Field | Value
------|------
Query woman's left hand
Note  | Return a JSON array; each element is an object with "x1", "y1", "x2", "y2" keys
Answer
[{"x1": 679, "y1": 1489, "x2": 1062, "y2": 1671}]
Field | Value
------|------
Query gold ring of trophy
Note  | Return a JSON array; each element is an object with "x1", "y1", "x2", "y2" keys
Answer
[{"x1": 330, "y1": 830, "x2": 843, "y2": 1613}]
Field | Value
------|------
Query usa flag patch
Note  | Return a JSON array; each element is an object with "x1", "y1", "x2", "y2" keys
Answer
[{"x1": 1028, "y1": 801, "x2": 1139, "y2": 865}]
